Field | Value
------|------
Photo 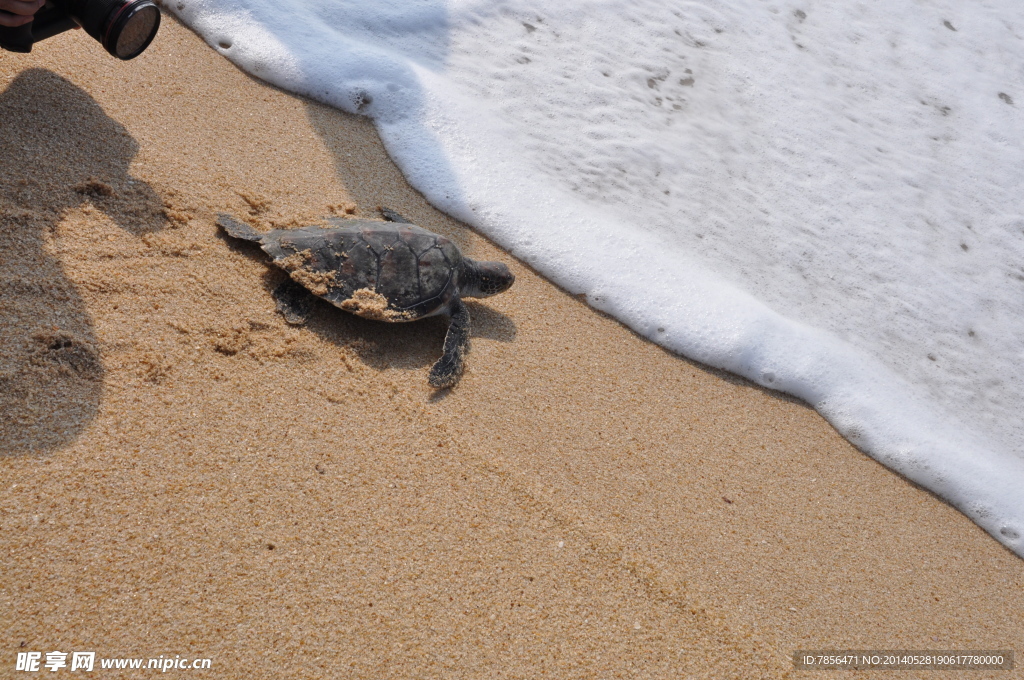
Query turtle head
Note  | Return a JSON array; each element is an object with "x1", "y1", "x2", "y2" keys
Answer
[{"x1": 459, "y1": 259, "x2": 515, "y2": 298}]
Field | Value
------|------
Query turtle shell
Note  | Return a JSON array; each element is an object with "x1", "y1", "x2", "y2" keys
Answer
[{"x1": 260, "y1": 219, "x2": 462, "y2": 321}]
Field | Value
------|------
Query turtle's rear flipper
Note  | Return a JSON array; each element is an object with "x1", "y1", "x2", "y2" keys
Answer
[
  {"x1": 428, "y1": 297, "x2": 470, "y2": 389},
  {"x1": 217, "y1": 213, "x2": 264, "y2": 242},
  {"x1": 379, "y1": 207, "x2": 413, "y2": 224},
  {"x1": 273, "y1": 279, "x2": 314, "y2": 326}
]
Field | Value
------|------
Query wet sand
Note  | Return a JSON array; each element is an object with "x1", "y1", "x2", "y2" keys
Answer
[{"x1": 1, "y1": 17, "x2": 1022, "y2": 679}]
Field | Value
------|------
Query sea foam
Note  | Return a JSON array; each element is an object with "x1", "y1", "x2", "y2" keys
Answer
[{"x1": 168, "y1": 0, "x2": 1024, "y2": 557}]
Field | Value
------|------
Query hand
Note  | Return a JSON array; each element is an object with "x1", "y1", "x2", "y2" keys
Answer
[{"x1": 0, "y1": 0, "x2": 44, "y2": 28}]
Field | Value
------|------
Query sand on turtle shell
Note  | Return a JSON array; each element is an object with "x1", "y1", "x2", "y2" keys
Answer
[
  {"x1": 339, "y1": 287, "x2": 414, "y2": 321},
  {"x1": 278, "y1": 249, "x2": 337, "y2": 297}
]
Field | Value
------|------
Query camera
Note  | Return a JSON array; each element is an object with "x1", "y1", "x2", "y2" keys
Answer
[{"x1": 0, "y1": 0, "x2": 160, "y2": 60}]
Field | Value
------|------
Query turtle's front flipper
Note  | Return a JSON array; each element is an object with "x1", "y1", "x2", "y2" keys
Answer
[
  {"x1": 379, "y1": 207, "x2": 413, "y2": 224},
  {"x1": 429, "y1": 297, "x2": 470, "y2": 388},
  {"x1": 273, "y1": 279, "x2": 314, "y2": 326}
]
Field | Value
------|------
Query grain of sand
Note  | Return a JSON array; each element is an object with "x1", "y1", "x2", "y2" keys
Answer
[{"x1": 1, "y1": 17, "x2": 1022, "y2": 680}]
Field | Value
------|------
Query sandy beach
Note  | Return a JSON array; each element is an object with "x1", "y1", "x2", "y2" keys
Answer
[{"x1": 1, "y1": 17, "x2": 1022, "y2": 679}]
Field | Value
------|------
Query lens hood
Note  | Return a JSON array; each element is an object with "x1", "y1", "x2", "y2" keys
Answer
[{"x1": 102, "y1": 0, "x2": 160, "y2": 59}]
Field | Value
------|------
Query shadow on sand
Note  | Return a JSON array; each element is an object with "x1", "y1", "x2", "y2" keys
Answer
[{"x1": 0, "y1": 69, "x2": 165, "y2": 455}]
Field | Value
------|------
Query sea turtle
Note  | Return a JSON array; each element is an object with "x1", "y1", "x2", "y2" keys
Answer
[{"x1": 216, "y1": 208, "x2": 515, "y2": 388}]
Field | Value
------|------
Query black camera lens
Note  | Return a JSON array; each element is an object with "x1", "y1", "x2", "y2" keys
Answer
[
  {"x1": 106, "y1": 1, "x2": 160, "y2": 59},
  {"x1": 73, "y1": 0, "x2": 160, "y2": 60}
]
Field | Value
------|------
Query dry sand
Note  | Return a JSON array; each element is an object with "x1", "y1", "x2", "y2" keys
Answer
[{"x1": 1, "y1": 17, "x2": 1022, "y2": 680}]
